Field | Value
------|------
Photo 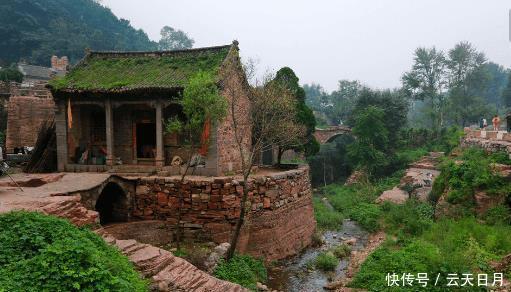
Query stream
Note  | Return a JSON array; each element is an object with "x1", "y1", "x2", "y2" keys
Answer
[{"x1": 267, "y1": 218, "x2": 369, "y2": 291}]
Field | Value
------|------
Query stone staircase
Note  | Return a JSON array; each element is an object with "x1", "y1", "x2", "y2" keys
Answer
[{"x1": 97, "y1": 230, "x2": 247, "y2": 292}]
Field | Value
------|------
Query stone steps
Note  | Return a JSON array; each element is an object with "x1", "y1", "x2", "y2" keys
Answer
[{"x1": 97, "y1": 231, "x2": 247, "y2": 292}]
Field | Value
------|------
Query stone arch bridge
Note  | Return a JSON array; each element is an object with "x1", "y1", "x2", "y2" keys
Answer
[{"x1": 313, "y1": 126, "x2": 352, "y2": 144}]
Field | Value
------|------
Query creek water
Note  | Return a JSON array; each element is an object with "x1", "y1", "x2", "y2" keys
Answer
[{"x1": 267, "y1": 219, "x2": 369, "y2": 291}]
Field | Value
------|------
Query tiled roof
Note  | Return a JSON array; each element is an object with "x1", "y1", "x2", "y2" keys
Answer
[
  {"x1": 18, "y1": 64, "x2": 52, "y2": 80},
  {"x1": 48, "y1": 44, "x2": 234, "y2": 93}
]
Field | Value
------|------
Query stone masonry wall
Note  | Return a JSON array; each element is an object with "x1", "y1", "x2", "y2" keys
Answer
[
  {"x1": 6, "y1": 96, "x2": 55, "y2": 152},
  {"x1": 132, "y1": 165, "x2": 316, "y2": 261},
  {"x1": 462, "y1": 128, "x2": 511, "y2": 154}
]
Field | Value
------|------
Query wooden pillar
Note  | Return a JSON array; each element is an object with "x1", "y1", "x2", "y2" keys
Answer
[
  {"x1": 55, "y1": 99, "x2": 68, "y2": 171},
  {"x1": 105, "y1": 98, "x2": 114, "y2": 166},
  {"x1": 155, "y1": 100, "x2": 164, "y2": 167}
]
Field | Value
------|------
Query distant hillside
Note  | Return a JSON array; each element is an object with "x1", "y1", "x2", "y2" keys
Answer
[{"x1": 0, "y1": 0, "x2": 157, "y2": 66}]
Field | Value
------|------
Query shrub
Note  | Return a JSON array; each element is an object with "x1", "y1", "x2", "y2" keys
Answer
[
  {"x1": 330, "y1": 244, "x2": 351, "y2": 259},
  {"x1": 214, "y1": 254, "x2": 267, "y2": 290},
  {"x1": 484, "y1": 205, "x2": 511, "y2": 225},
  {"x1": 314, "y1": 252, "x2": 338, "y2": 271},
  {"x1": 0, "y1": 211, "x2": 147, "y2": 291},
  {"x1": 313, "y1": 197, "x2": 344, "y2": 230},
  {"x1": 382, "y1": 200, "x2": 433, "y2": 237},
  {"x1": 350, "y1": 203, "x2": 381, "y2": 232}
]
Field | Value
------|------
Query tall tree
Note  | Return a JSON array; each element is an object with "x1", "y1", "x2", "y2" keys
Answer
[
  {"x1": 273, "y1": 67, "x2": 319, "y2": 164},
  {"x1": 402, "y1": 47, "x2": 447, "y2": 131},
  {"x1": 158, "y1": 26, "x2": 194, "y2": 50},
  {"x1": 446, "y1": 42, "x2": 488, "y2": 126},
  {"x1": 503, "y1": 73, "x2": 511, "y2": 109},
  {"x1": 349, "y1": 88, "x2": 409, "y2": 149},
  {"x1": 347, "y1": 106, "x2": 389, "y2": 177}
]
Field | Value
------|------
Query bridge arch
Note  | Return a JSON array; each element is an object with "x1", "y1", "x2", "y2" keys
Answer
[
  {"x1": 76, "y1": 175, "x2": 135, "y2": 225},
  {"x1": 95, "y1": 182, "x2": 129, "y2": 224},
  {"x1": 313, "y1": 126, "x2": 352, "y2": 144}
]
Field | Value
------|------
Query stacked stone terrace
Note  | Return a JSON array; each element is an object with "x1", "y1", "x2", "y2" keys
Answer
[{"x1": 463, "y1": 128, "x2": 511, "y2": 154}]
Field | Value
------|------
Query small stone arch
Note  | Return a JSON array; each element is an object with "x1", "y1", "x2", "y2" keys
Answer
[{"x1": 95, "y1": 182, "x2": 129, "y2": 225}]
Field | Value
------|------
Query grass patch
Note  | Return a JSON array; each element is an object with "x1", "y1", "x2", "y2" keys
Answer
[
  {"x1": 313, "y1": 197, "x2": 344, "y2": 230},
  {"x1": 330, "y1": 244, "x2": 351, "y2": 259},
  {"x1": 352, "y1": 218, "x2": 511, "y2": 291},
  {"x1": 314, "y1": 252, "x2": 338, "y2": 271},
  {"x1": 214, "y1": 254, "x2": 267, "y2": 290}
]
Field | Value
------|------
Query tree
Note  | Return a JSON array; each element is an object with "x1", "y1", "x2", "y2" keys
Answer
[
  {"x1": 0, "y1": 0, "x2": 158, "y2": 65},
  {"x1": 445, "y1": 42, "x2": 488, "y2": 126},
  {"x1": 0, "y1": 65, "x2": 23, "y2": 83},
  {"x1": 158, "y1": 26, "x2": 194, "y2": 50},
  {"x1": 223, "y1": 67, "x2": 306, "y2": 259},
  {"x1": 304, "y1": 80, "x2": 365, "y2": 126},
  {"x1": 347, "y1": 106, "x2": 389, "y2": 177},
  {"x1": 402, "y1": 47, "x2": 447, "y2": 131},
  {"x1": 272, "y1": 67, "x2": 318, "y2": 164},
  {"x1": 349, "y1": 88, "x2": 408, "y2": 149},
  {"x1": 503, "y1": 73, "x2": 511, "y2": 109},
  {"x1": 165, "y1": 71, "x2": 227, "y2": 248}
]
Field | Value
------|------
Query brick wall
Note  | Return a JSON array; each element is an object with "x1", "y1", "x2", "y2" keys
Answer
[
  {"x1": 6, "y1": 96, "x2": 55, "y2": 152},
  {"x1": 215, "y1": 46, "x2": 252, "y2": 175},
  {"x1": 132, "y1": 165, "x2": 316, "y2": 261}
]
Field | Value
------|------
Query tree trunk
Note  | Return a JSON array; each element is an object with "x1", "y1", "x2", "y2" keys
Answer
[
  {"x1": 277, "y1": 147, "x2": 284, "y2": 167},
  {"x1": 226, "y1": 173, "x2": 250, "y2": 260}
]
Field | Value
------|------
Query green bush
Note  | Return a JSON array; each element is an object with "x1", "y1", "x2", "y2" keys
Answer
[
  {"x1": 484, "y1": 205, "x2": 511, "y2": 225},
  {"x1": 433, "y1": 147, "x2": 511, "y2": 208},
  {"x1": 382, "y1": 200, "x2": 434, "y2": 238},
  {"x1": 314, "y1": 252, "x2": 338, "y2": 271},
  {"x1": 0, "y1": 211, "x2": 147, "y2": 291},
  {"x1": 313, "y1": 197, "x2": 344, "y2": 230},
  {"x1": 330, "y1": 244, "x2": 351, "y2": 259},
  {"x1": 214, "y1": 254, "x2": 267, "y2": 290},
  {"x1": 350, "y1": 203, "x2": 381, "y2": 232}
]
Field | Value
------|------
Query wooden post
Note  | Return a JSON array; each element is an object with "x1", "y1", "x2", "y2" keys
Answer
[
  {"x1": 55, "y1": 99, "x2": 68, "y2": 171},
  {"x1": 105, "y1": 98, "x2": 114, "y2": 166},
  {"x1": 155, "y1": 100, "x2": 164, "y2": 167}
]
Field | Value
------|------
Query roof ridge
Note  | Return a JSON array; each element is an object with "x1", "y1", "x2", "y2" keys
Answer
[{"x1": 89, "y1": 44, "x2": 233, "y2": 57}]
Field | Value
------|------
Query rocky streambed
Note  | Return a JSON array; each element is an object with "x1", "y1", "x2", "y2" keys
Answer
[{"x1": 267, "y1": 219, "x2": 370, "y2": 292}]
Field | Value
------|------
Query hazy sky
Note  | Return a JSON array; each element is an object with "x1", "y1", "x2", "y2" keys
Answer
[{"x1": 102, "y1": 0, "x2": 511, "y2": 92}]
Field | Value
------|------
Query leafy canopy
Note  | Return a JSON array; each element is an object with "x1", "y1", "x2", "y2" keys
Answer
[
  {"x1": 158, "y1": 26, "x2": 194, "y2": 51},
  {"x1": 348, "y1": 106, "x2": 389, "y2": 176},
  {"x1": 165, "y1": 71, "x2": 227, "y2": 144}
]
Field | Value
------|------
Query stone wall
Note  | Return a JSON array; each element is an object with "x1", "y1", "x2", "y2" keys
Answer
[
  {"x1": 462, "y1": 128, "x2": 511, "y2": 154},
  {"x1": 6, "y1": 96, "x2": 55, "y2": 152},
  {"x1": 132, "y1": 165, "x2": 316, "y2": 261}
]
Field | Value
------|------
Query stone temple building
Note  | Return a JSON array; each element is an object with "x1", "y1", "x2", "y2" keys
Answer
[{"x1": 48, "y1": 41, "x2": 251, "y2": 176}]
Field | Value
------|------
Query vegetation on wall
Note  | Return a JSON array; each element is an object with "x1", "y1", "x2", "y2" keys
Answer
[
  {"x1": 0, "y1": 211, "x2": 147, "y2": 291},
  {"x1": 272, "y1": 67, "x2": 319, "y2": 163}
]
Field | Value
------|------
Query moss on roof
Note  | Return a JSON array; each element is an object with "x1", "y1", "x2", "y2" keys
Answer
[{"x1": 49, "y1": 45, "x2": 232, "y2": 92}]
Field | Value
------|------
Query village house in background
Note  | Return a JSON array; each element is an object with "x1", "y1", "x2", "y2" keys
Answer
[
  {"x1": 3, "y1": 56, "x2": 68, "y2": 155},
  {"x1": 48, "y1": 41, "x2": 251, "y2": 176}
]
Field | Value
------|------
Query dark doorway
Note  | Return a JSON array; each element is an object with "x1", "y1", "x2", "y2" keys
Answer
[
  {"x1": 95, "y1": 182, "x2": 128, "y2": 225},
  {"x1": 136, "y1": 123, "x2": 156, "y2": 158},
  {"x1": 262, "y1": 148, "x2": 273, "y2": 165}
]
